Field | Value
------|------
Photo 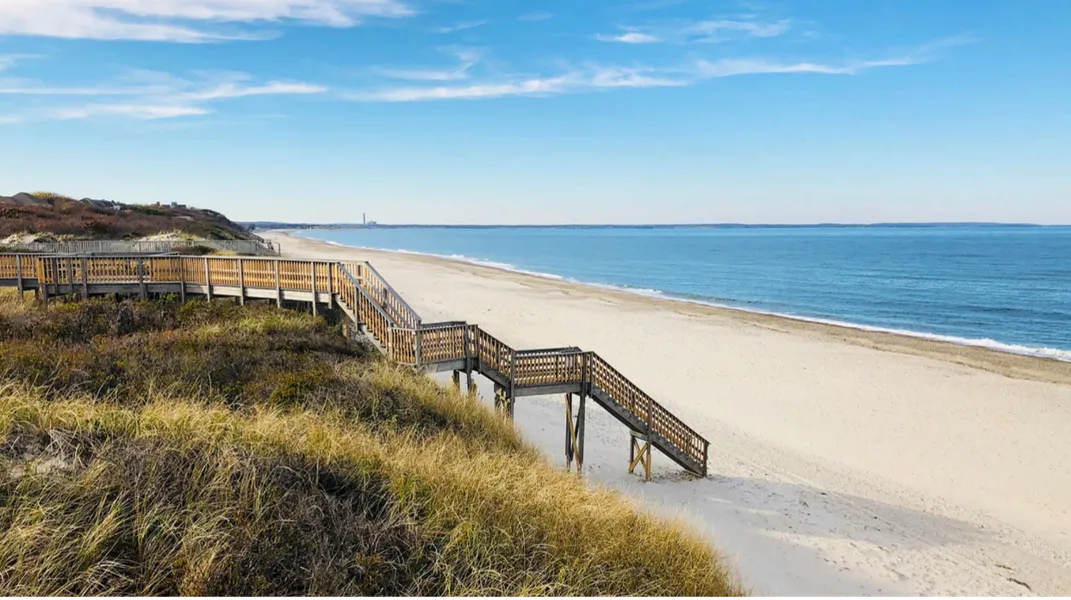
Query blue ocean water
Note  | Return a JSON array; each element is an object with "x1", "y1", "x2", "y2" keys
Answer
[{"x1": 299, "y1": 226, "x2": 1071, "y2": 360}]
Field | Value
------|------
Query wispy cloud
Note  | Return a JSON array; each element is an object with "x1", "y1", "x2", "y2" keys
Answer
[
  {"x1": 182, "y1": 81, "x2": 327, "y2": 101},
  {"x1": 355, "y1": 77, "x2": 572, "y2": 102},
  {"x1": 353, "y1": 36, "x2": 961, "y2": 103},
  {"x1": 352, "y1": 66, "x2": 686, "y2": 102},
  {"x1": 51, "y1": 104, "x2": 213, "y2": 120},
  {"x1": 518, "y1": 12, "x2": 554, "y2": 22},
  {"x1": 0, "y1": 67, "x2": 328, "y2": 121},
  {"x1": 0, "y1": 54, "x2": 33, "y2": 72},
  {"x1": 596, "y1": 32, "x2": 662, "y2": 44},
  {"x1": 598, "y1": 17, "x2": 792, "y2": 45},
  {"x1": 693, "y1": 57, "x2": 923, "y2": 78},
  {"x1": 434, "y1": 20, "x2": 488, "y2": 34},
  {"x1": 0, "y1": 0, "x2": 413, "y2": 42},
  {"x1": 377, "y1": 50, "x2": 480, "y2": 81},
  {"x1": 685, "y1": 18, "x2": 791, "y2": 42}
]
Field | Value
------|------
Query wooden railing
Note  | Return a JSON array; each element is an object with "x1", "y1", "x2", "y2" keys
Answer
[
  {"x1": 0, "y1": 253, "x2": 709, "y2": 476},
  {"x1": 358, "y1": 261, "x2": 422, "y2": 330},
  {"x1": 514, "y1": 348, "x2": 586, "y2": 388}
]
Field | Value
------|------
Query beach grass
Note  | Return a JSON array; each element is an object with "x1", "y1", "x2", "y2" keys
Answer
[{"x1": 0, "y1": 289, "x2": 741, "y2": 596}]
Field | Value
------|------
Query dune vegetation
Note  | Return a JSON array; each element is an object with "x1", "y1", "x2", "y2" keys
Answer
[
  {"x1": 0, "y1": 191, "x2": 256, "y2": 241},
  {"x1": 0, "y1": 289, "x2": 741, "y2": 596}
]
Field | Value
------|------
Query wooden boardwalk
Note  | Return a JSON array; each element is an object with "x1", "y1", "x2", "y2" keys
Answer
[{"x1": 0, "y1": 254, "x2": 709, "y2": 479}]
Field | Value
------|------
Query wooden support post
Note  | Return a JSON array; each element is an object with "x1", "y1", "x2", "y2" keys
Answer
[
  {"x1": 565, "y1": 393, "x2": 587, "y2": 474},
  {"x1": 15, "y1": 255, "x2": 23, "y2": 298},
  {"x1": 452, "y1": 370, "x2": 461, "y2": 393},
  {"x1": 274, "y1": 260, "x2": 282, "y2": 308},
  {"x1": 309, "y1": 262, "x2": 317, "y2": 317},
  {"x1": 80, "y1": 256, "x2": 89, "y2": 300},
  {"x1": 203, "y1": 259, "x2": 212, "y2": 301},
  {"x1": 629, "y1": 433, "x2": 652, "y2": 482},
  {"x1": 178, "y1": 258, "x2": 186, "y2": 303},
  {"x1": 237, "y1": 258, "x2": 246, "y2": 306},
  {"x1": 137, "y1": 258, "x2": 148, "y2": 300},
  {"x1": 493, "y1": 383, "x2": 513, "y2": 420}
]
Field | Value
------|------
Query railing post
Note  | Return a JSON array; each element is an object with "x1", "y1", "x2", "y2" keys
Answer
[
  {"x1": 309, "y1": 261, "x2": 318, "y2": 317},
  {"x1": 15, "y1": 255, "x2": 23, "y2": 298},
  {"x1": 237, "y1": 258, "x2": 246, "y2": 306},
  {"x1": 179, "y1": 258, "x2": 186, "y2": 303},
  {"x1": 137, "y1": 258, "x2": 147, "y2": 300},
  {"x1": 274, "y1": 260, "x2": 282, "y2": 308},
  {"x1": 463, "y1": 325, "x2": 474, "y2": 395},
  {"x1": 40, "y1": 259, "x2": 49, "y2": 305},
  {"x1": 326, "y1": 264, "x2": 335, "y2": 309},
  {"x1": 203, "y1": 258, "x2": 212, "y2": 301},
  {"x1": 80, "y1": 256, "x2": 89, "y2": 300},
  {"x1": 415, "y1": 328, "x2": 422, "y2": 366},
  {"x1": 508, "y1": 349, "x2": 517, "y2": 418}
]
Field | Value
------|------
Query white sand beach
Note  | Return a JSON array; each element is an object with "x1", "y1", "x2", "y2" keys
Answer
[{"x1": 265, "y1": 231, "x2": 1071, "y2": 596}]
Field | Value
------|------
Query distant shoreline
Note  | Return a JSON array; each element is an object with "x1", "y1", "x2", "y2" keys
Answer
[
  {"x1": 252, "y1": 222, "x2": 1066, "y2": 230},
  {"x1": 270, "y1": 230, "x2": 1071, "y2": 384}
]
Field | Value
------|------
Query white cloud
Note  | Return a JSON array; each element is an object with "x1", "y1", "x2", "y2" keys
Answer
[
  {"x1": 600, "y1": 17, "x2": 792, "y2": 46},
  {"x1": 182, "y1": 81, "x2": 328, "y2": 100},
  {"x1": 596, "y1": 32, "x2": 661, "y2": 44},
  {"x1": 0, "y1": 55, "x2": 29, "y2": 72},
  {"x1": 377, "y1": 50, "x2": 479, "y2": 81},
  {"x1": 354, "y1": 36, "x2": 947, "y2": 104},
  {"x1": 693, "y1": 57, "x2": 923, "y2": 77},
  {"x1": 685, "y1": 18, "x2": 791, "y2": 42},
  {"x1": 434, "y1": 20, "x2": 487, "y2": 34},
  {"x1": 0, "y1": 69, "x2": 328, "y2": 121},
  {"x1": 0, "y1": 0, "x2": 413, "y2": 42},
  {"x1": 355, "y1": 76, "x2": 572, "y2": 102},
  {"x1": 590, "y1": 67, "x2": 686, "y2": 88},
  {"x1": 52, "y1": 104, "x2": 213, "y2": 120},
  {"x1": 354, "y1": 66, "x2": 684, "y2": 102}
]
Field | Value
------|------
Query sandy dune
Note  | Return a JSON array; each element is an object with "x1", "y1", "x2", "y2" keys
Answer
[{"x1": 265, "y1": 231, "x2": 1071, "y2": 596}]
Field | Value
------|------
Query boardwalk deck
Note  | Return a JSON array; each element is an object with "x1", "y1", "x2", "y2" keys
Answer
[{"x1": 0, "y1": 253, "x2": 709, "y2": 478}]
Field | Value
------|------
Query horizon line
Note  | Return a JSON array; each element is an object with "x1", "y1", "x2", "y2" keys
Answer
[{"x1": 246, "y1": 221, "x2": 1068, "y2": 228}]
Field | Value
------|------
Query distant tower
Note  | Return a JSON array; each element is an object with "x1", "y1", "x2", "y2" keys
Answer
[{"x1": 363, "y1": 213, "x2": 366, "y2": 226}]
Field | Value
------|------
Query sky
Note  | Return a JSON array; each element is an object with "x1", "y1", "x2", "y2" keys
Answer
[{"x1": 0, "y1": 0, "x2": 1068, "y2": 225}]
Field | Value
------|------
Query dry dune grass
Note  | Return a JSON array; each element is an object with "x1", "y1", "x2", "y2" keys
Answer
[{"x1": 0, "y1": 290, "x2": 742, "y2": 596}]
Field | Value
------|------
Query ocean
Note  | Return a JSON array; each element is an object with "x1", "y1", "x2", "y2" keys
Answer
[{"x1": 298, "y1": 225, "x2": 1071, "y2": 361}]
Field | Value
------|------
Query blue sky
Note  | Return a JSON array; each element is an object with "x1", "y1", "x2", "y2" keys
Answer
[{"x1": 0, "y1": 0, "x2": 1068, "y2": 224}]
